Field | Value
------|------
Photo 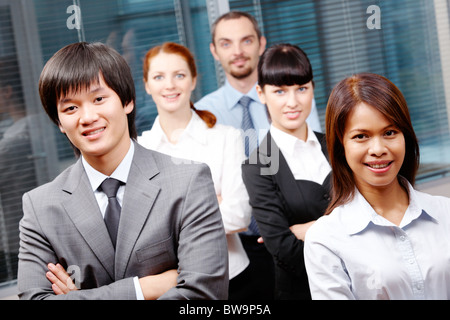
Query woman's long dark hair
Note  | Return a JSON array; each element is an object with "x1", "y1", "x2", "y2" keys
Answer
[{"x1": 325, "y1": 73, "x2": 420, "y2": 215}]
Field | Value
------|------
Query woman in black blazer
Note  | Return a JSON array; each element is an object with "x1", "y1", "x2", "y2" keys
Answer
[{"x1": 242, "y1": 44, "x2": 331, "y2": 300}]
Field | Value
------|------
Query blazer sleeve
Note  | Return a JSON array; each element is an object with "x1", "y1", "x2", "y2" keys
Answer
[
  {"x1": 18, "y1": 192, "x2": 136, "y2": 300},
  {"x1": 242, "y1": 158, "x2": 307, "y2": 277},
  {"x1": 159, "y1": 163, "x2": 229, "y2": 300}
]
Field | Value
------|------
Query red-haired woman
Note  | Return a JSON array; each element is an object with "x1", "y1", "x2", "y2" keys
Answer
[{"x1": 138, "y1": 42, "x2": 252, "y2": 299}]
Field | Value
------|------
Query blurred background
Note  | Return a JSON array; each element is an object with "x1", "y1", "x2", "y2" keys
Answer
[{"x1": 1, "y1": 0, "x2": 450, "y2": 298}]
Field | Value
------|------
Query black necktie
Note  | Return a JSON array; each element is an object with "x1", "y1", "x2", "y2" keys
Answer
[
  {"x1": 100, "y1": 178, "x2": 122, "y2": 248},
  {"x1": 240, "y1": 95, "x2": 257, "y2": 157}
]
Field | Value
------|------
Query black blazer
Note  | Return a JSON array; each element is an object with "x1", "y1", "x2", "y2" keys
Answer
[{"x1": 242, "y1": 131, "x2": 331, "y2": 300}]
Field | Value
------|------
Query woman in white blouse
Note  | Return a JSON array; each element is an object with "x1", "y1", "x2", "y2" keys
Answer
[
  {"x1": 304, "y1": 72, "x2": 450, "y2": 299},
  {"x1": 138, "y1": 42, "x2": 251, "y2": 299}
]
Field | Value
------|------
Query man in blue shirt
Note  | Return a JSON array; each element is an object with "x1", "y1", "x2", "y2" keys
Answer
[
  {"x1": 196, "y1": 11, "x2": 323, "y2": 300},
  {"x1": 195, "y1": 11, "x2": 321, "y2": 158}
]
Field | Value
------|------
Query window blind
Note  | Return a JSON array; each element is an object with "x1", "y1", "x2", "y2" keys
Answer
[
  {"x1": 0, "y1": 3, "x2": 25, "y2": 285},
  {"x1": 0, "y1": 0, "x2": 215, "y2": 288},
  {"x1": 229, "y1": 0, "x2": 450, "y2": 181}
]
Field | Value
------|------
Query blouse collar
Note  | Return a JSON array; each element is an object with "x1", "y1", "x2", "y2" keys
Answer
[{"x1": 341, "y1": 178, "x2": 438, "y2": 235}]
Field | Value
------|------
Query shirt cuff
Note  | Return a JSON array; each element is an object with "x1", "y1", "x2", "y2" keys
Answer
[{"x1": 133, "y1": 276, "x2": 145, "y2": 300}]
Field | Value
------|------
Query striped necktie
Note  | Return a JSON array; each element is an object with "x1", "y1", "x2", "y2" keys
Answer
[
  {"x1": 240, "y1": 95, "x2": 257, "y2": 157},
  {"x1": 239, "y1": 96, "x2": 260, "y2": 235}
]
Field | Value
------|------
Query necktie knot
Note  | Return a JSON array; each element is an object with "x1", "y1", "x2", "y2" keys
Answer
[
  {"x1": 100, "y1": 178, "x2": 122, "y2": 198},
  {"x1": 239, "y1": 95, "x2": 252, "y2": 109}
]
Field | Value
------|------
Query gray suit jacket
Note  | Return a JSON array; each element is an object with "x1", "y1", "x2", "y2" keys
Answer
[{"x1": 18, "y1": 142, "x2": 228, "y2": 299}]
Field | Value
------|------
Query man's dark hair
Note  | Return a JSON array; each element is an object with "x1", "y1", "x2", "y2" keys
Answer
[{"x1": 39, "y1": 42, "x2": 137, "y2": 154}]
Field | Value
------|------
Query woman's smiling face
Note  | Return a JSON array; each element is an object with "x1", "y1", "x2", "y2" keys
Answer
[
  {"x1": 257, "y1": 81, "x2": 314, "y2": 139},
  {"x1": 144, "y1": 52, "x2": 196, "y2": 115},
  {"x1": 343, "y1": 102, "x2": 406, "y2": 192}
]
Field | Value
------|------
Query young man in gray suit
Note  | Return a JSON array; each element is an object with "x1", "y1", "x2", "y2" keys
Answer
[{"x1": 17, "y1": 42, "x2": 228, "y2": 300}]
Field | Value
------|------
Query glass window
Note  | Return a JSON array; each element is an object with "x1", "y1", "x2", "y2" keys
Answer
[
  {"x1": 229, "y1": 0, "x2": 450, "y2": 182},
  {"x1": 0, "y1": 0, "x2": 58, "y2": 289},
  {"x1": 0, "y1": 1, "x2": 25, "y2": 286},
  {"x1": 0, "y1": 0, "x2": 215, "y2": 291}
]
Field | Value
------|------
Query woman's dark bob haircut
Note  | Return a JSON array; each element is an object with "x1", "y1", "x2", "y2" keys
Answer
[
  {"x1": 39, "y1": 42, "x2": 137, "y2": 146},
  {"x1": 257, "y1": 43, "x2": 313, "y2": 89}
]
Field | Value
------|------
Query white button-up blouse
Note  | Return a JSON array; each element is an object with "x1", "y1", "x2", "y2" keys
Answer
[
  {"x1": 138, "y1": 111, "x2": 251, "y2": 279},
  {"x1": 304, "y1": 179, "x2": 450, "y2": 299}
]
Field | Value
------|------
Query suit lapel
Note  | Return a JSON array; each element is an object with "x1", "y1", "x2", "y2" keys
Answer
[
  {"x1": 260, "y1": 132, "x2": 309, "y2": 218},
  {"x1": 61, "y1": 160, "x2": 115, "y2": 280},
  {"x1": 114, "y1": 143, "x2": 161, "y2": 279}
]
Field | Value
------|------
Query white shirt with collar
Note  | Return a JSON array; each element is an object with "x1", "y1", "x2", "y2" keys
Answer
[
  {"x1": 82, "y1": 141, "x2": 134, "y2": 217},
  {"x1": 81, "y1": 141, "x2": 145, "y2": 300},
  {"x1": 270, "y1": 124, "x2": 330, "y2": 184},
  {"x1": 138, "y1": 111, "x2": 251, "y2": 279},
  {"x1": 304, "y1": 179, "x2": 450, "y2": 300}
]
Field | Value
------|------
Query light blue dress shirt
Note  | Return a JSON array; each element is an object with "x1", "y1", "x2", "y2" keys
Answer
[
  {"x1": 195, "y1": 80, "x2": 322, "y2": 149},
  {"x1": 304, "y1": 179, "x2": 450, "y2": 300}
]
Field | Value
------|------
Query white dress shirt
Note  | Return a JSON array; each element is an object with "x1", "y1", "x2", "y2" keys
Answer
[
  {"x1": 82, "y1": 141, "x2": 134, "y2": 216},
  {"x1": 81, "y1": 141, "x2": 144, "y2": 300},
  {"x1": 270, "y1": 124, "x2": 331, "y2": 184},
  {"x1": 138, "y1": 111, "x2": 251, "y2": 279},
  {"x1": 304, "y1": 179, "x2": 450, "y2": 299}
]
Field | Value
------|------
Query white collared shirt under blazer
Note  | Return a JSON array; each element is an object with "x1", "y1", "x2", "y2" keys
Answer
[
  {"x1": 270, "y1": 124, "x2": 331, "y2": 184},
  {"x1": 304, "y1": 179, "x2": 450, "y2": 300},
  {"x1": 138, "y1": 111, "x2": 251, "y2": 279}
]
